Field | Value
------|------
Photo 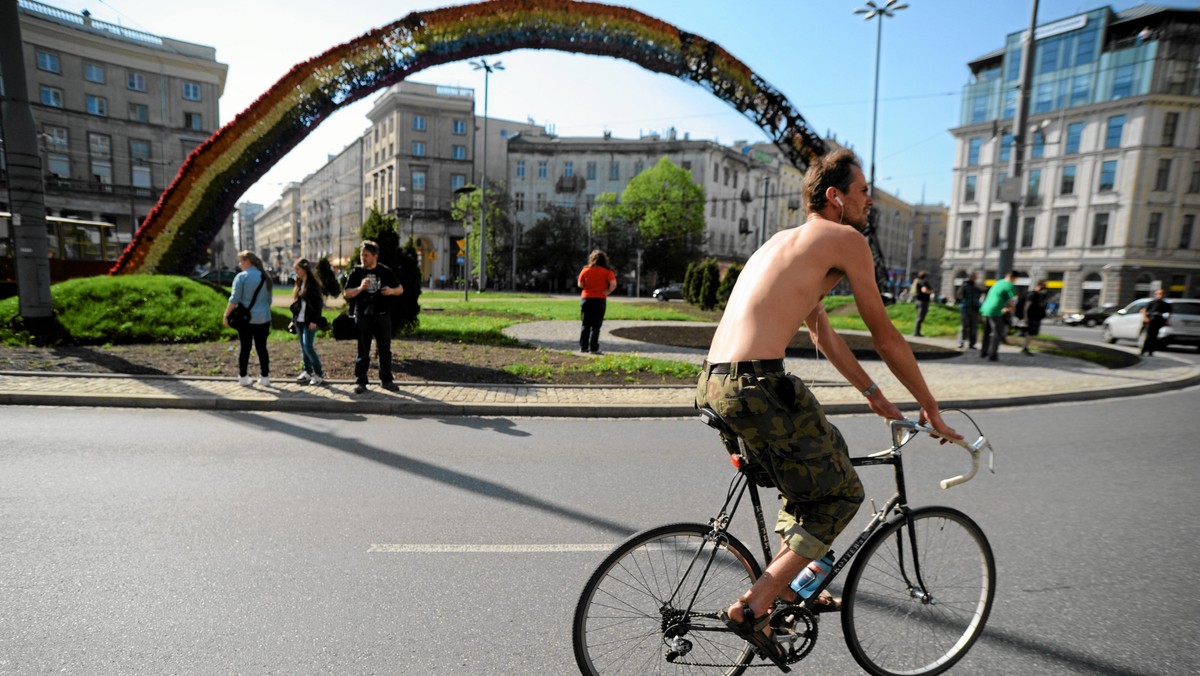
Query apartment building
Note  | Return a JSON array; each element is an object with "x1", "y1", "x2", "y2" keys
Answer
[
  {"x1": 507, "y1": 130, "x2": 782, "y2": 269},
  {"x1": 3, "y1": 0, "x2": 230, "y2": 276},
  {"x1": 300, "y1": 140, "x2": 362, "y2": 268},
  {"x1": 253, "y1": 183, "x2": 301, "y2": 276},
  {"x1": 357, "y1": 81, "x2": 543, "y2": 283},
  {"x1": 944, "y1": 4, "x2": 1200, "y2": 312}
]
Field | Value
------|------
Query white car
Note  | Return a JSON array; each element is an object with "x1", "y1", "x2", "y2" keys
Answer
[{"x1": 1101, "y1": 297, "x2": 1200, "y2": 351}]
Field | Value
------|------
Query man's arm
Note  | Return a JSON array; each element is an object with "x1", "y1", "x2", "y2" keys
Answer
[
  {"x1": 837, "y1": 232, "x2": 960, "y2": 439},
  {"x1": 805, "y1": 303, "x2": 903, "y2": 420}
]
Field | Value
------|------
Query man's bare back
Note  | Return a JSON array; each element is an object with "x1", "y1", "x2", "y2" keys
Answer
[{"x1": 708, "y1": 219, "x2": 864, "y2": 363}]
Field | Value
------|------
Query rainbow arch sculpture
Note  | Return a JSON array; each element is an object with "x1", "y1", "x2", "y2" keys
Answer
[{"x1": 112, "y1": 0, "x2": 827, "y2": 275}]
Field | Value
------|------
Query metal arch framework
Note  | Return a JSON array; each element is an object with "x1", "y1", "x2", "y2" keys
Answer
[{"x1": 110, "y1": 0, "x2": 831, "y2": 275}]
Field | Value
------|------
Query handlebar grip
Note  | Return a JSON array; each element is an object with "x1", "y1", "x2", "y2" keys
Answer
[{"x1": 940, "y1": 475, "x2": 968, "y2": 490}]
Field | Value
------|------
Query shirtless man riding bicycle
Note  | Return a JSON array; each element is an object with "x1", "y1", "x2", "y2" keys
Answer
[{"x1": 695, "y1": 148, "x2": 961, "y2": 664}]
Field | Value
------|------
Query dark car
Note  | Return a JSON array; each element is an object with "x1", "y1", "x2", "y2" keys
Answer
[
  {"x1": 1063, "y1": 304, "x2": 1117, "y2": 327},
  {"x1": 652, "y1": 283, "x2": 684, "y2": 302},
  {"x1": 193, "y1": 268, "x2": 239, "y2": 286}
]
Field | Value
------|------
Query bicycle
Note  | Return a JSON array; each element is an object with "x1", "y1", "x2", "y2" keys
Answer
[{"x1": 572, "y1": 408, "x2": 997, "y2": 676}]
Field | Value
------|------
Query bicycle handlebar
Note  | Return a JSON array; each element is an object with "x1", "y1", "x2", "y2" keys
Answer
[{"x1": 887, "y1": 418, "x2": 995, "y2": 490}]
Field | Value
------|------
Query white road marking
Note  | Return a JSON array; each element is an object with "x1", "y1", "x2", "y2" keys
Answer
[{"x1": 367, "y1": 543, "x2": 613, "y2": 553}]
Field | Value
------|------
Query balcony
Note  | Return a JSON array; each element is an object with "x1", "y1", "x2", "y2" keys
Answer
[{"x1": 43, "y1": 175, "x2": 160, "y2": 200}]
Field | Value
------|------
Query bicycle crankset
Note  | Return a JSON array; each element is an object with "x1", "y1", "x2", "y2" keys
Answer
[{"x1": 771, "y1": 602, "x2": 818, "y2": 664}]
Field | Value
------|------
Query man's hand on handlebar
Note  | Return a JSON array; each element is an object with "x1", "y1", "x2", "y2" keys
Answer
[
  {"x1": 868, "y1": 393, "x2": 904, "y2": 421},
  {"x1": 919, "y1": 408, "x2": 963, "y2": 444}
]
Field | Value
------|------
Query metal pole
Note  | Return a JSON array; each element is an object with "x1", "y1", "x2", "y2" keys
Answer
[
  {"x1": 0, "y1": 0, "x2": 53, "y2": 319},
  {"x1": 759, "y1": 177, "x2": 770, "y2": 248},
  {"x1": 869, "y1": 15, "x2": 883, "y2": 198},
  {"x1": 998, "y1": 0, "x2": 1039, "y2": 278},
  {"x1": 479, "y1": 69, "x2": 489, "y2": 293}
]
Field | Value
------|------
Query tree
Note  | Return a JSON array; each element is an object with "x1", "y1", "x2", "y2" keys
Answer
[
  {"x1": 452, "y1": 183, "x2": 516, "y2": 289},
  {"x1": 590, "y1": 157, "x2": 706, "y2": 287},
  {"x1": 357, "y1": 206, "x2": 421, "y2": 333},
  {"x1": 683, "y1": 260, "x2": 700, "y2": 304},
  {"x1": 717, "y1": 263, "x2": 741, "y2": 310},
  {"x1": 316, "y1": 257, "x2": 341, "y2": 298},
  {"x1": 698, "y1": 258, "x2": 720, "y2": 311},
  {"x1": 519, "y1": 205, "x2": 588, "y2": 292}
]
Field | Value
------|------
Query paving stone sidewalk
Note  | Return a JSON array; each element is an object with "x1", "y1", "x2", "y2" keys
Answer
[{"x1": 1, "y1": 321, "x2": 1196, "y2": 417}]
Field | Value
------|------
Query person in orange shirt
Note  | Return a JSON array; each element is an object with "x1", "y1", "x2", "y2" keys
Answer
[{"x1": 577, "y1": 250, "x2": 618, "y2": 354}]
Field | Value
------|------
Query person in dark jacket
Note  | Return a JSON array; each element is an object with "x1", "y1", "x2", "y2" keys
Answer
[
  {"x1": 1020, "y1": 279, "x2": 1047, "y2": 355},
  {"x1": 956, "y1": 272, "x2": 983, "y2": 350},
  {"x1": 342, "y1": 241, "x2": 404, "y2": 394},
  {"x1": 1140, "y1": 287, "x2": 1170, "y2": 356},
  {"x1": 289, "y1": 258, "x2": 326, "y2": 385}
]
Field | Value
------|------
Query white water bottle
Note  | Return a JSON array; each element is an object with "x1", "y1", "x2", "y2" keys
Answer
[{"x1": 789, "y1": 551, "x2": 835, "y2": 599}]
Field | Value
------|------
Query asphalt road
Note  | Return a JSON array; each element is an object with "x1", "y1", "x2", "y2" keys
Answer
[
  {"x1": 2, "y1": 390, "x2": 1199, "y2": 675},
  {"x1": 1046, "y1": 321, "x2": 1200, "y2": 364}
]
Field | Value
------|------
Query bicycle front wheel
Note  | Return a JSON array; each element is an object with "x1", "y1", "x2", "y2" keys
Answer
[
  {"x1": 841, "y1": 506, "x2": 995, "y2": 676},
  {"x1": 572, "y1": 522, "x2": 762, "y2": 676}
]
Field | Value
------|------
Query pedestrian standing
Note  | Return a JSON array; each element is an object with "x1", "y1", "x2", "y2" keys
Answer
[
  {"x1": 911, "y1": 271, "x2": 931, "y2": 337},
  {"x1": 577, "y1": 249, "x2": 617, "y2": 354},
  {"x1": 956, "y1": 272, "x2": 983, "y2": 350},
  {"x1": 224, "y1": 250, "x2": 273, "y2": 386},
  {"x1": 1020, "y1": 279, "x2": 1047, "y2": 355},
  {"x1": 980, "y1": 270, "x2": 1018, "y2": 362},
  {"x1": 343, "y1": 241, "x2": 404, "y2": 394},
  {"x1": 289, "y1": 258, "x2": 326, "y2": 385},
  {"x1": 1140, "y1": 287, "x2": 1170, "y2": 356}
]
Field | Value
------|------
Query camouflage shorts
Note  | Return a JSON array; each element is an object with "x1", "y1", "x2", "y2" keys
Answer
[{"x1": 697, "y1": 365, "x2": 864, "y2": 560}]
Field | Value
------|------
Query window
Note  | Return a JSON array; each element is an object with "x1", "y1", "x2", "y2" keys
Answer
[
  {"x1": 1181, "y1": 215, "x2": 1195, "y2": 249},
  {"x1": 1065, "y1": 122, "x2": 1084, "y2": 154},
  {"x1": 564, "y1": 161, "x2": 574, "y2": 178},
  {"x1": 514, "y1": 192, "x2": 525, "y2": 211},
  {"x1": 127, "y1": 71, "x2": 146, "y2": 92},
  {"x1": 1099, "y1": 160, "x2": 1117, "y2": 192},
  {"x1": 964, "y1": 175, "x2": 977, "y2": 202},
  {"x1": 732, "y1": 170, "x2": 738, "y2": 189},
  {"x1": 47, "y1": 154, "x2": 70, "y2": 178},
  {"x1": 1190, "y1": 162, "x2": 1200, "y2": 194},
  {"x1": 129, "y1": 140, "x2": 151, "y2": 161},
  {"x1": 609, "y1": 161, "x2": 620, "y2": 181},
  {"x1": 535, "y1": 193, "x2": 547, "y2": 211},
  {"x1": 711, "y1": 199, "x2": 717, "y2": 217},
  {"x1": 537, "y1": 160, "x2": 548, "y2": 178},
  {"x1": 45, "y1": 126, "x2": 69, "y2": 151},
  {"x1": 452, "y1": 119, "x2": 467, "y2": 135},
  {"x1": 1154, "y1": 159, "x2": 1172, "y2": 192},
  {"x1": 635, "y1": 160, "x2": 645, "y2": 177},
  {"x1": 1146, "y1": 212, "x2": 1162, "y2": 248},
  {"x1": 89, "y1": 133, "x2": 112, "y2": 187},
  {"x1": 36, "y1": 51, "x2": 60, "y2": 73},
  {"x1": 129, "y1": 103, "x2": 149, "y2": 123},
  {"x1": 450, "y1": 174, "x2": 466, "y2": 191},
  {"x1": 1021, "y1": 217, "x2": 1035, "y2": 248},
  {"x1": 500, "y1": 129, "x2": 510, "y2": 138},
  {"x1": 959, "y1": 220, "x2": 973, "y2": 250},
  {"x1": 412, "y1": 171, "x2": 425, "y2": 190},
  {"x1": 84, "y1": 63, "x2": 105, "y2": 83},
  {"x1": 40, "y1": 86, "x2": 64, "y2": 108},
  {"x1": 586, "y1": 162, "x2": 597, "y2": 180},
  {"x1": 182, "y1": 81, "x2": 201, "y2": 101},
  {"x1": 1069, "y1": 74, "x2": 1090, "y2": 106},
  {"x1": 1034, "y1": 81, "x2": 1054, "y2": 114},
  {"x1": 995, "y1": 172, "x2": 1008, "y2": 199},
  {"x1": 1060, "y1": 166, "x2": 1076, "y2": 195},
  {"x1": 999, "y1": 134, "x2": 1013, "y2": 162},
  {"x1": 713, "y1": 162, "x2": 719, "y2": 179},
  {"x1": 184, "y1": 112, "x2": 202, "y2": 131},
  {"x1": 452, "y1": 145, "x2": 466, "y2": 160},
  {"x1": 516, "y1": 160, "x2": 526, "y2": 178},
  {"x1": 1031, "y1": 132, "x2": 1044, "y2": 159},
  {"x1": 132, "y1": 166, "x2": 152, "y2": 191},
  {"x1": 1091, "y1": 213, "x2": 1109, "y2": 247},
  {"x1": 1162, "y1": 112, "x2": 1179, "y2": 147},
  {"x1": 412, "y1": 193, "x2": 425, "y2": 210},
  {"x1": 1105, "y1": 115, "x2": 1125, "y2": 149},
  {"x1": 1054, "y1": 215, "x2": 1070, "y2": 247},
  {"x1": 1111, "y1": 64, "x2": 1135, "y2": 99},
  {"x1": 1027, "y1": 169, "x2": 1041, "y2": 196},
  {"x1": 990, "y1": 218, "x2": 1002, "y2": 248},
  {"x1": 412, "y1": 115, "x2": 426, "y2": 131},
  {"x1": 86, "y1": 95, "x2": 108, "y2": 117},
  {"x1": 412, "y1": 141, "x2": 426, "y2": 157}
]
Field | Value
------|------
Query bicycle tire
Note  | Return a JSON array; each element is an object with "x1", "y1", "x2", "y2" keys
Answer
[
  {"x1": 841, "y1": 506, "x2": 995, "y2": 676},
  {"x1": 572, "y1": 522, "x2": 762, "y2": 676}
]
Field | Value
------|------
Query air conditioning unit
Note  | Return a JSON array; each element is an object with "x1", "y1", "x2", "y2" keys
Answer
[{"x1": 738, "y1": 218, "x2": 751, "y2": 234}]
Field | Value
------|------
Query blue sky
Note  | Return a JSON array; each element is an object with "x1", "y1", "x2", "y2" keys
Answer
[{"x1": 42, "y1": 0, "x2": 1189, "y2": 208}]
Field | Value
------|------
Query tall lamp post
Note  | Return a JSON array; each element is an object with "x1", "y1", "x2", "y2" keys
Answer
[
  {"x1": 469, "y1": 58, "x2": 503, "y2": 293},
  {"x1": 854, "y1": 0, "x2": 908, "y2": 201}
]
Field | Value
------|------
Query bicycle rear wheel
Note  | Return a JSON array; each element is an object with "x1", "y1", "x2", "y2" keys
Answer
[
  {"x1": 841, "y1": 506, "x2": 995, "y2": 676},
  {"x1": 573, "y1": 522, "x2": 762, "y2": 676}
]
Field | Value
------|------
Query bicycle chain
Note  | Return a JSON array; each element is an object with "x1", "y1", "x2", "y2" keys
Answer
[{"x1": 665, "y1": 604, "x2": 816, "y2": 669}]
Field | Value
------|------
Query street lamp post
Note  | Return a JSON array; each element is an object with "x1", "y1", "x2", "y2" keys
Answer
[
  {"x1": 854, "y1": 0, "x2": 908, "y2": 200},
  {"x1": 469, "y1": 58, "x2": 504, "y2": 294},
  {"x1": 454, "y1": 185, "x2": 479, "y2": 302}
]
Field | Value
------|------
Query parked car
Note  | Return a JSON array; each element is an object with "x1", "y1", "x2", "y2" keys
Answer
[
  {"x1": 1063, "y1": 303, "x2": 1117, "y2": 327},
  {"x1": 653, "y1": 283, "x2": 684, "y2": 302},
  {"x1": 193, "y1": 268, "x2": 239, "y2": 285},
  {"x1": 1101, "y1": 297, "x2": 1200, "y2": 350}
]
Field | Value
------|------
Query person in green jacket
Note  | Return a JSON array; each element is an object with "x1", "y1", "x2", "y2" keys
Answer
[{"x1": 980, "y1": 270, "x2": 1017, "y2": 361}]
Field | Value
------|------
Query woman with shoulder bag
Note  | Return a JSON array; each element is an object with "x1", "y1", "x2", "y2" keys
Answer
[
  {"x1": 224, "y1": 251, "x2": 273, "y2": 386},
  {"x1": 289, "y1": 258, "x2": 326, "y2": 385}
]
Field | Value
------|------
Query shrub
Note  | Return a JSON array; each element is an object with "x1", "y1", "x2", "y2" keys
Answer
[
  {"x1": 698, "y1": 258, "x2": 720, "y2": 311},
  {"x1": 717, "y1": 264, "x2": 741, "y2": 309}
]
